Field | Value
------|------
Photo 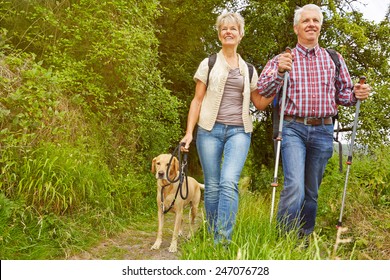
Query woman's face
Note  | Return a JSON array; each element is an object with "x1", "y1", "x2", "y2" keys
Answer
[{"x1": 218, "y1": 21, "x2": 242, "y2": 47}]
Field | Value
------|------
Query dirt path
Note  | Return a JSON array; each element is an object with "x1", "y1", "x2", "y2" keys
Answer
[{"x1": 68, "y1": 209, "x2": 200, "y2": 260}]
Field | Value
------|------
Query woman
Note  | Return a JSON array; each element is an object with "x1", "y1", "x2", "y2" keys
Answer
[{"x1": 180, "y1": 12, "x2": 274, "y2": 245}]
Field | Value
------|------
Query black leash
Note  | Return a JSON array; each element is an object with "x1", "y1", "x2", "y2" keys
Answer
[{"x1": 161, "y1": 143, "x2": 189, "y2": 214}]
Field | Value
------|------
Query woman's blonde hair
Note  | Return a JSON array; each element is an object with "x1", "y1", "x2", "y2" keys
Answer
[{"x1": 216, "y1": 12, "x2": 245, "y2": 37}]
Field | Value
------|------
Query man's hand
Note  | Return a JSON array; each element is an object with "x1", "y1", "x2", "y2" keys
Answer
[
  {"x1": 277, "y1": 51, "x2": 294, "y2": 74},
  {"x1": 354, "y1": 83, "x2": 370, "y2": 100}
]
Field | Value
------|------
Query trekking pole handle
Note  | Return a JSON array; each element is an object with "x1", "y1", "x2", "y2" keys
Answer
[
  {"x1": 275, "y1": 47, "x2": 292, "y2": 142},
  {"x1": 271, "y1": 47, "x2": 292, "y2": 188},
  {"x1": 284, "y1": 47, "x2": 292, "y2": 69},
  {"x1": 346, "y1": 76, "x2": 366, "y2": 165}
]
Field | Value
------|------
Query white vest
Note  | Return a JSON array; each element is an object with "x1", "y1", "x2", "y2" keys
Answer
[{"x1": 194, "y1": 50, "x2": 258, "y2": 133}]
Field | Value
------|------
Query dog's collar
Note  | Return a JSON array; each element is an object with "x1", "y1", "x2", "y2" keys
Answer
[
  {"x1": 159, "y1": 173, "x2": 185, "y2": 214},
  {"x1": 159, "y1": 174, "x2": 179, "y2": 188}
]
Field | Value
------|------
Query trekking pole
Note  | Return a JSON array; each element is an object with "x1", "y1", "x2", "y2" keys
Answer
[
  {"x1": 270, "y1": 47, "x2": 292, "y2": 223},
  {"x1": 337, "y1": 76, "x2": 366, "y2": 228}
]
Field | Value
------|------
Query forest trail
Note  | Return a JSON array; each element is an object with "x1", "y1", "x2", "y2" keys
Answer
[{"x1": 68, "y1": 208, "x2": 202, "y2": 260}]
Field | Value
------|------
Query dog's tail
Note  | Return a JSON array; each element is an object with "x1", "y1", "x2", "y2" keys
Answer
[{"x1": 199, "y1": 183, "x2": 205, "y2": 191}]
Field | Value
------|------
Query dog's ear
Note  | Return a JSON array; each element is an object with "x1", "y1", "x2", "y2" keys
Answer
[
  {"x1": 151, "y1": 157, "x2": 157, "y2": 173},
  {"x1": 173, "y1": 157, "x2": 179, "y2": 173},
  {"x1": 169, "y1": 156, "x2": 179, "y2": 180}
]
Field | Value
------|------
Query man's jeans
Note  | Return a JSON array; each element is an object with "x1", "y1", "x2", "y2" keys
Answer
[
  {"x1": 277, "y1": 119, "x2": 334, "y2": 235},
  {"x1": 196, "y1": 123, "x2": 251, "y2": 243}
]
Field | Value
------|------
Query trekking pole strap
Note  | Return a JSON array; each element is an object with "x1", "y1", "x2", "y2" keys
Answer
[
  {"x1": 346, "y1": 76, "x2": 365, "y2": 165},
  {"x1": 271, "y1": 47, "x2": 291, "y2": 188}
]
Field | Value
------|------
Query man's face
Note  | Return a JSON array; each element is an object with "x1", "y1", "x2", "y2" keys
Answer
[{"x1": 294, "y1": 9, "x2": 321, "y2": 47}]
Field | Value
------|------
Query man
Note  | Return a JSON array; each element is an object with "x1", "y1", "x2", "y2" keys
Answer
[{"x1": 257, "y1": 4, "x2": 370, "y2": 237}]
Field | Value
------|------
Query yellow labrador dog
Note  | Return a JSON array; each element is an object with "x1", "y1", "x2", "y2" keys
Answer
[{"x1": 151, "y1": 153, "x2": 204, "y2": 253}]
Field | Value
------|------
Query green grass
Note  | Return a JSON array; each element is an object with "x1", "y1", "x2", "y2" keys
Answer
[
  {"x1": 180, "y1": 192, "x2": 323, "y2": 260},
  {"x1": 0, "y1": 149, "x2": 388, "y2": 260},
  {"x1": 180, "y1": 150, "x2": 390, "y2": 260},
  {"x1": 0, "y1": 142, "x2": 155, "y2": 259},
  {"x1": 0, "y1": 192, "x2": 124, "y2": 259}
]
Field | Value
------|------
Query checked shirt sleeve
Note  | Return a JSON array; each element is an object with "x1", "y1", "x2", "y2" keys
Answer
[
  {"x1": 335, "y1": 54, "x2": 357, "y2": 106},
  {"x1": 257, "y1": 55, "x2": 285, "y2": 98}
]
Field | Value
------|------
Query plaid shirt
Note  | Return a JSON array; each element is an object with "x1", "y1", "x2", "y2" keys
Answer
[{"x1": 257, "y1": 44, "x2": 357, "y2": 118}]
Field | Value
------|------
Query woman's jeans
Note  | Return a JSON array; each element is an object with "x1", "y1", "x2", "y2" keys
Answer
[
  {"x1": 196, "y1": 123, "x2": 251, "y2": 244},
  {"x1": 277, "y1": 119, "x2": 334, "y2": 235}
]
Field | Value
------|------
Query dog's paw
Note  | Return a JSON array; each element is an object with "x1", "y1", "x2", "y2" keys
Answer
[
  {"x1": 151, "y1": 241, "x2": 161, "y2": 250},
  {"x1": 168, "y1": 244, "x2": 177, "y2": 253}
]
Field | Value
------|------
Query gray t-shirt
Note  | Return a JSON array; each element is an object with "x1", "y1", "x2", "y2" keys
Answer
[{"x1": 216, "y1": 68, "x2": 244, "y2": 126}]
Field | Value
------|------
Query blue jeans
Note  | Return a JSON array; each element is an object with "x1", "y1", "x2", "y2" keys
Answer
[
  {"x1": 277, "y1": 119, "x2": 334, "y2": 235},
  {"x1": 196, "y1": 123, "x2": 251, "y2": 244}
]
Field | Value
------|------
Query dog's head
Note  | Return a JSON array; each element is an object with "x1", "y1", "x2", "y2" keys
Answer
[{"x1": 151, "y1": 154, "x2": 179, "y2": 181}]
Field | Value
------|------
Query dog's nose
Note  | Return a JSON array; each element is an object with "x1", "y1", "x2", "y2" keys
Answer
[{"x1": 158, "y1": 171, "x2": 165, "y2": 178}]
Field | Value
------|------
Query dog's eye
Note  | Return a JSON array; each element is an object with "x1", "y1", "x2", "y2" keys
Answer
[{"x1": 156, "y1": 162, "x2": 161, "y2": 166}]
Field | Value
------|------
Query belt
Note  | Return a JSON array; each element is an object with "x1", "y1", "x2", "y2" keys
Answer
[{"x1": 284, "y1": 115, "x2": 333, "y2": 126}]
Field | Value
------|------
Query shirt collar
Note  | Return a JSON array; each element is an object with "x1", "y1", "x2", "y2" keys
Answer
[{"x1": 296, "y1": 43, "x2": 320, "y2": 57}]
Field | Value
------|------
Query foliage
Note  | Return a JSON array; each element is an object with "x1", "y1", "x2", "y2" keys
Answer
[
  {"x1": 0, "y1": 0, "x2": 178, "y2": 258},
  {"x1": 245, "y1": 114, "x2": 277, "y2": 191},
  {"x1": 0, "y1": 50, "x2": 63, "y2": 147},
  {"x1": 0, "y1": 0, "x2": 389, "y2": 259},
  {"x1": 156, "y1": 0, "x2": 229, "y2": 102},
  {"x1": 323, "y1": 0, "x2": 390, "y2": 148},
  {"x1": 0, "y1": 0, "x2": 182, "y2": 172},
  {"x1": 154, "y1": 0, "x2": 230, "y2": 174}
]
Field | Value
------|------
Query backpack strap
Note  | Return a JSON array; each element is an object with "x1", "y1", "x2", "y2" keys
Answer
[
  {"x1": 207, "y1": 53, "x2": 254, "y2": 87},
  {"x1": 247, "y1": 63, "x2": 254, "y2": 82},
  {"x1": 326, "y1": 48, "x2": 343, "y2": 172},
  {"x1": 206, "y1": 53, "x2": 217, "y2": 87},
  {"x1": 326, "y1": 48, "x2": 341, "y2": 79},
  {"x1": 326, "y1": 48, "x2": 341, "y2": 94}
]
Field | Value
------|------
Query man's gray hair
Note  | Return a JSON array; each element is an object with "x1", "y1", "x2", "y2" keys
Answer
[{"x1": 294, "y1": 4, "x2": 323, "y2": 26}]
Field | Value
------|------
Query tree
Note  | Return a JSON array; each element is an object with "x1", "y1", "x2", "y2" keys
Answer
[{"x1": 155, "y1": 0, "x2": 229, "y2": 175}]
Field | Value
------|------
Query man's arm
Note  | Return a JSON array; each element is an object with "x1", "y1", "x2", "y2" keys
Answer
[{"x1": 257, "y1": 56, "x2": 285, "y2": 98}]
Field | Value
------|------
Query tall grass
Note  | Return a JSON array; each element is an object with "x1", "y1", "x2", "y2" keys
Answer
[
  {"x1": 1, "y1": 146, "x2": 388, "y2": 260},
  {"x1": 1, "y1": 142, "x2": 153, "y2": 214},
  {"x1": 181, "y1": 192, "x2": 322, "y2": 260},
  {"x1": 0, "y1": 142, "x2": 155, "y2": 259},
  {"x1": 318, "y1": 147, "x2": 390, "y2": 260},
  {"x1": 180, "y1": 147, "x2": 390, "y2": 260},
  {"x1": 0, "y1": 191, "x2": 128, "y2": 259},
  {"x1": 2, "y1": 144, "x2": 111, "y2": 214}
]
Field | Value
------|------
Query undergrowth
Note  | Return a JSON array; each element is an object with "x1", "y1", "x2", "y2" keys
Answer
[
  {"x1": 0, "y1": 143, "x2": 155, "y2": 259},
  {"x1": 180, "y1": 148, "x2": 390, "y2": 260},
  {"x1": 1, "y1": 150, "x2": 388, "y2": 260}
]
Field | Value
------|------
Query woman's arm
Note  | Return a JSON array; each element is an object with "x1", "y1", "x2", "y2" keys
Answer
[
  {"x1": 180, "y1": 80, "x2": 207, "y2": 151},
  {"x1": 251, "y1": 89, "x2": 275, "y2": 111}
]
